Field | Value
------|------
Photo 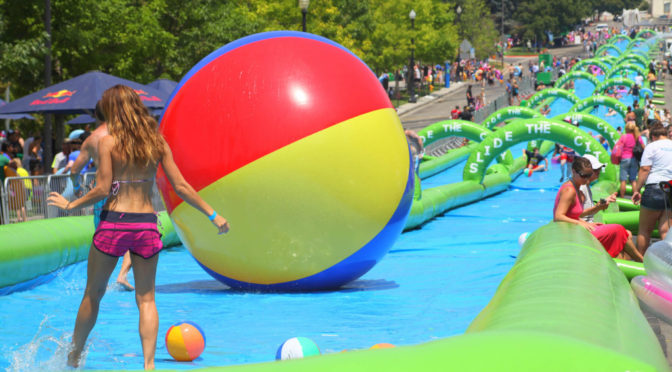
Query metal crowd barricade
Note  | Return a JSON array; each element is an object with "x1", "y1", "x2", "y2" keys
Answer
[
  {"x1": 0, "y1": 172, "x2": 167, "y2": 225},
  {"x1": 3, "y1": 175, "x2": 50, "y2": 224},
  {"x1": 47, "y1": 174, "x2": 95, "y2": 218},
  {"x1": 0, "y1": 181, "x2": 6, "y2": 225}
]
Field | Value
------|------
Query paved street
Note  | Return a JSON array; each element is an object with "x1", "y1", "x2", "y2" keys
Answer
[{"x1": 398, "y1": 44, "x2": 587, "y2": 131}]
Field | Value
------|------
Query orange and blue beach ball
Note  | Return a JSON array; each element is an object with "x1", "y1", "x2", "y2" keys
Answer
[
  {"x1": 165, "y1": 321, "x2": 206, "y2": 361},
  {"x1": 157, "y1": 31, "x2": 413, "y2": 291}
]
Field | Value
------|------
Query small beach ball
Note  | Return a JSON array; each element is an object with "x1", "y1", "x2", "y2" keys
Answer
[
  {"x1": 370, "y1": 343, "x2": 395, "y2": 349},
  {"x1": 165, "y1": 321, "x2": 206, "y2": 361},
  {"x1": 157, "y1": 31, "x2": 413, "y2": 291},
  {"x1": 518, "y1": 232, "x2": 529, "y2": 248},
  {"x1": 275, "y1": 337, "x2": 321, "y2": 360}
]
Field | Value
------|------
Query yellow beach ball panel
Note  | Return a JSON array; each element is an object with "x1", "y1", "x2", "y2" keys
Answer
[{"x1": 170, "y1": 108, "x2": 409, "y2": 285}]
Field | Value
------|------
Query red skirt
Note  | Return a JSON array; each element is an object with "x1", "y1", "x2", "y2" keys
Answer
[{"x1": 591, "y1": 224, "x2": 628, "y2": 257}]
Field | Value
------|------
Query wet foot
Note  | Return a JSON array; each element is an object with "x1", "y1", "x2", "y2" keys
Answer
[
  {"x1": 67, "y1": 350, "x2": 80, "y2": 368},
  {"x1": 117, "y1": 278, "x2": 135, "y2": 291}
]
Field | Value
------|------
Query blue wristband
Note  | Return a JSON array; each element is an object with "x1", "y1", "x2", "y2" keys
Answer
[
  {"x1": 208, "y1": 211, "x2": 217, "y2": 221},
  {"x1": 73, "y1": 183, "x2": 81, "y2": 192}
]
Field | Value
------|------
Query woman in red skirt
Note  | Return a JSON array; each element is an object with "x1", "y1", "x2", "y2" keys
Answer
[{"x1": 553, "y1": 156, "x2": 643, "y2": 261}]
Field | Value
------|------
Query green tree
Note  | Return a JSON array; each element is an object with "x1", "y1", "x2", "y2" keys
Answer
[
  {"x1": 515, "y1": 0, "x2": 589, "y2": 43},
  {"x1": 586, "y1": 0, "x2": 641, "y2": 17},
  {"x1": 0, "y1": 0, "x2": 48, "y2": 97},
  {"x1": 458, "y1": 0, "x2": 499, "y2": 59}
]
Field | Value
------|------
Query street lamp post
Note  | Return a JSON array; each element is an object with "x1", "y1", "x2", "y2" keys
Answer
[
  {"x1": 501, "y1": 0, "x2": 505, "y2": 70},
  {"x1": 408, "y1": 9, "x2": 417, "y2": 103},
  {"x1": 299, "y1": 0, "x2": 310, "y2": 32}
]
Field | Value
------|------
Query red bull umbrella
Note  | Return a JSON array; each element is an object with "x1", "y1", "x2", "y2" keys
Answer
[
  {"x1": 0, "y1": 71, "x2": 167, "y2": 115},
  {"x1": 0, "y1": 99, "x2": 35, "y2": 120}
]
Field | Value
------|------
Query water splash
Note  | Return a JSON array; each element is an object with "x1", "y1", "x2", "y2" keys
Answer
[{"x1": 5, "y1": 315, "x2": 84, "y2": 372}]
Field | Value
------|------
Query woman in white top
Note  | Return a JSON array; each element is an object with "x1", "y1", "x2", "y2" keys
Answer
[{"x1": 632, "y1": 124, "x2": 672, "y2": 253}]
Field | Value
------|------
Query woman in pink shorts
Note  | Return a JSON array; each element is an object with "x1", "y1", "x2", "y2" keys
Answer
[{"x1": 48, "y1": 85, "x2": 229, "y2": 369}]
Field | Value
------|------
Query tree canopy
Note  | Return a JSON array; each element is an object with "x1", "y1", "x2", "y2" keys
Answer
[{"x1": 0, "y1": 0, "x2": 476, "y2": 99}]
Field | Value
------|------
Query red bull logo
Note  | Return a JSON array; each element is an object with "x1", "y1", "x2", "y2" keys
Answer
[
  {"x1": 30, "y1": 89, "x2": 77, "y2": 106},
  {"x1": 134, "y1": 89, "x2": 161, "y2": 103},
  {"x1": 43, "y1": 89, "x2": 76, "y2": 98}
]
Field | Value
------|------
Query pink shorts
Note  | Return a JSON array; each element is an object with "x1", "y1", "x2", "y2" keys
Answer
[{"x1": 93, "y1": 211, "x2": 163, "y2": 259}]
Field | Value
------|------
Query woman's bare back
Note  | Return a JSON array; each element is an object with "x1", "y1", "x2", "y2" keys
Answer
[{"x1": 105, "y1": 137, "x2": 159, "y2": 214}]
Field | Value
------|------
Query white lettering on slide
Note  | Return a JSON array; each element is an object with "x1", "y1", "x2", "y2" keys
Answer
[
  {"x1": 574, "y1": 136, "x2": 583, "y2": 147},
  {"x1": 525, "y1": 123, "x2": 551, "y2": 134}
]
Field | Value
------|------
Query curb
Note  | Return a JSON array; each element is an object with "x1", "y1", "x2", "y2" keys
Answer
[{"x1": 397, "y1": 82, "x2": 465, "y2": 117}]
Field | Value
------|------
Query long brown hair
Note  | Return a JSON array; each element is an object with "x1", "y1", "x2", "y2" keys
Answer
[{"x1": 101, "y1": 85, "x2": 164, "y2": 166}]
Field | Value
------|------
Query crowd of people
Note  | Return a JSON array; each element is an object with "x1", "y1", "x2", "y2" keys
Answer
[{"x1": 0, "y1": 124, "x2": 100, "y2": 223}]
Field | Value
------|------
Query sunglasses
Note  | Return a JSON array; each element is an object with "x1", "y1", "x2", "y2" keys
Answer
[{"x1": 577, "y1": 170, "x2": 593, "y2": 178}]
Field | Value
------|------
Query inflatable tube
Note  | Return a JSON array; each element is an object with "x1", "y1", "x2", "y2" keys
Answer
[
  {"x1": 596, "y1": 77, "x2": 635, "y2": 93},
  {"x1": 554, "y1": 71, "x2": 600, "y2": 91},
  {"x1": 609, "y1": 34, "x2": 631, "y2": 46},
  {"x1": 0, "y1": 212, "x2": 180, "y2": 290},
  {"x1": 635, "y1": 29, "x2": 656, "y2": 39},
  {"x1": 616, "y1": 197, "x2": 640, "y2": 211},
  {"x1": 570, "y1": 95, "x2": 628, "y2": 122},
  {"x1": 404, "y1": 140, "x2": 554, "y2": 230},
  {"x1": 466, "y1": 222, "x2": 667, "y2": 371},
  {"x1": 524, "y1": 88, "x2": 579, "y2": 109},
  {"x1": 606, "y1": 63, "x2": 647, "y2": 80},
  {"x1": 462, "y1": 118, "x2": 614, "y2": 184},
  {"x1": 632, "y1": 275, "x2": 672, "y2": 325},
  {"x1": 418, "y1": 143, "x2": 476, "y2": 179},
  {"x1": 481, "y1": 106, "x2": 541, "y2": 129},
  {"x1": 602, "y1": 211, "x2": 661, "y2": 238},
  {"x1": 595, "y1": 44, "x2": 622, "y2": 57},
  {"x1": 552, "y1": 113, "x2": 620, "y2": 147},
  {"x1": 417, "y1": 120, "x2": 513, "y2": 171},
  {"x1": 570, "y1": 59, "x2": 610, "y2": 74},
  {"x1": 418, "y1": 120, "x2": 510, "y2": 166},
  {"x1": 615, "y1": 54, "x2": 648, "y2": 68},
  {"x1": 627, "y1": 37, "x2": 648, "y2": 50},
  {"x1": 643, "y1": 237, "x2": 672, "y2": 288},
  {"x1": 641, "y1": 87, "x2": 656, "y2": 99},
  {"x1": 616, "y1": 259, "x2": 646, "y2": 280}
]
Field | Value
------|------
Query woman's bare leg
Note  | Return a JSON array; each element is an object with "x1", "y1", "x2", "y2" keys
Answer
[
  {"x1": 68, "y1": 247, "x2": 119, "y2": 367},
  {"x1": 130, "y1": 253, "x2": 159, "y2": 370},
  {"x1": 620, "y1": 180, "x2": 627, "y2": 198},
  {"x1": 623, "y1": 238, "x2": 643, "y2": 262},
  {"x1": 116, "y1": 252, "x2": 134, "y2": 291},
  {"x1": 659, "y1": 211, "x2": 671, "y2": 240},
  {"x1": 638, "y1": 207, "x2": 662, "y2": 255}
]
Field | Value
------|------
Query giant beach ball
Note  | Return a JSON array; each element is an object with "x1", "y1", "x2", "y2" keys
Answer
[{"x1": 157, "y1": 31, "x2": 413, "y2": 291}]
